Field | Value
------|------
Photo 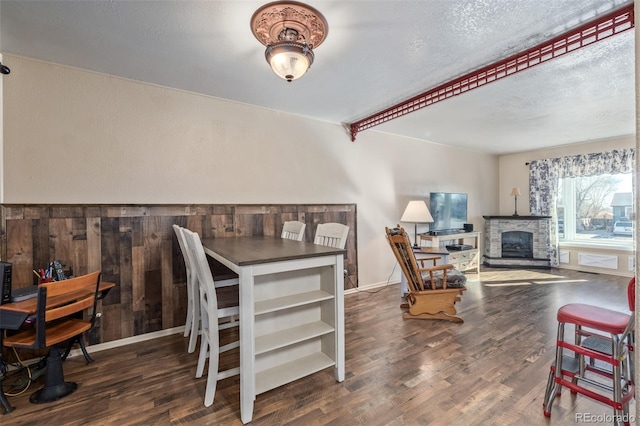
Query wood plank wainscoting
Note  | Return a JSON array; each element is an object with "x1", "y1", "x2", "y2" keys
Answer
[{"x1": 0, "y1": 204, "x2": 357, "y2": 348}]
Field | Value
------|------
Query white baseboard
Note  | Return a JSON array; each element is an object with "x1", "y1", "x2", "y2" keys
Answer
[
  {"x1": 345, "y1": 280, "x2": 398, "y2": 295},
  {"x1": 68, "y1": 326, "x2": 184, "y2": 358},
  {"x1": 556, "y1": 264, "x2": 633, "y2": 278}
]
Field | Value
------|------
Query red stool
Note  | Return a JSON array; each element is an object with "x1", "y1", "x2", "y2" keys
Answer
[{"x1": 543, "y1": 277, "x2": 635, "y2": 425}]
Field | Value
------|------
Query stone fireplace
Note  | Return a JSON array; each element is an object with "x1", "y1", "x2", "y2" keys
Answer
[{"x1": 483, "y1": 216, "x2": 551, "y2": 267}]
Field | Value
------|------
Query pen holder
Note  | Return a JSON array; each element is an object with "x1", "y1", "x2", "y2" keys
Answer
[{"x1": 38, "y1": 277, "x2": 53, "y2": 284}]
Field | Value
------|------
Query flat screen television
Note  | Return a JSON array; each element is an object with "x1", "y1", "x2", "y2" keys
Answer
[{"x1": 429, "y1": 192, "x2": 468, "y2": 232}]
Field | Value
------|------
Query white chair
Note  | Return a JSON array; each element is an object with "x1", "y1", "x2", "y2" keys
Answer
[
  {"x1": 314, "y1": 222, "x2": 349, "y2": 249},
  {"x1": 173, "y1": 224, "x2": 238, "y2": 355},
  {"x1": 182, "y1": 228, "x2": 240, "y2": 408},
  {"x1": 281, "y1": 220, "x2": 306, "y2": 241},
  {"x1": 173, "y1": 224, "x2": 199, "y2": 353}
]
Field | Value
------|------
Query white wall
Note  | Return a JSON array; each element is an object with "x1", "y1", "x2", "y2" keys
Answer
[{"x1": 2, "y1": 55, "x2": 499, "y2": 288}]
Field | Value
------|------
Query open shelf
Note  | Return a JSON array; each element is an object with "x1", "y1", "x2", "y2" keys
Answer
[
  {"x1": 255, "y1": 321, "x2": 334, "y2": 355},
  {"x1": 255, "y1": 352, "x2": 335, "y2": 395},
  {"x1": 254, "y1": 290, "x2": 334, "y2": 315},
  {"x1": 419, "y1": 231, "x2": 480, "y2": 275}
]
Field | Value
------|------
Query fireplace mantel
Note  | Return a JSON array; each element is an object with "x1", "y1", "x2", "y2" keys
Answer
[{"x1": 483, "y1": 215, "x2": 551, "y2": 220}]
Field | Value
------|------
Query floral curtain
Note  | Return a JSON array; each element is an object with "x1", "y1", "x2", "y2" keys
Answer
[{"x1": 528, "y1": 148, "x2": 635, "y2": 266}]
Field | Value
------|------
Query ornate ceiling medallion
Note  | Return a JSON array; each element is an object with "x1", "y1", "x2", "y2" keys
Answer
[{"x1": 250, "y1": 1, "x2": 328, "y2": 82}]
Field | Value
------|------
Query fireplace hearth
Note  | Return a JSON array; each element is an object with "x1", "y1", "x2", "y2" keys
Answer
[{"x1": 483, "y1": 216, "x2": 550, "y2": 267}]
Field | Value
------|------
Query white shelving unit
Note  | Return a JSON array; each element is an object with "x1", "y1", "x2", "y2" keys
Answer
[
  {"x1": 202, "y1": 236, "x2": 345, "y2": 424},
  {"x1": 419, "y1": 231, "x2": 481, "y2": 275},
  {"x1": 253, "y1": 266, "x2": 340, "y2": 395}
]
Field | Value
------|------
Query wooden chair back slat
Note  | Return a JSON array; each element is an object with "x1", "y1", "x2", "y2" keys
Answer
[
  {"x1": 40, "y1": 271, "x2": 100, "y2": 297},
  {"x1": 45, "y1": 295, "x2": 94, "y2": 322},
  {"x1": 40, "y1": 271, "x2": 100, "y2": 322}
]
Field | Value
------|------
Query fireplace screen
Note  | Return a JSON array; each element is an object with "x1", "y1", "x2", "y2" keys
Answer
[{"x1": 501, "y1": 231, "x2": 533, "y2": 258}]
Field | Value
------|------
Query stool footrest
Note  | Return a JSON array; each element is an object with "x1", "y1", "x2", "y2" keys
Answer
[
  {"x1": 551, "y1": 355, "x2": 580, "y2": 375},
  {"x1": 555, "y1": 377, "x2": 634, "y2": 410},
  {"x1": 582, "y1": 334, "x2": 613, "y2": 355}
]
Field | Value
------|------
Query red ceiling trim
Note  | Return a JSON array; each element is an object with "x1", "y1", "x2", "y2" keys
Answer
[{"x1": 347, "y1": 3, "x2": 635, "y2": 142}]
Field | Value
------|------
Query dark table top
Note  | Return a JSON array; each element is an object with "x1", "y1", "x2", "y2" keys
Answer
[{"x1": 201, "y1": 236, "x2": 346, "y2": 266}]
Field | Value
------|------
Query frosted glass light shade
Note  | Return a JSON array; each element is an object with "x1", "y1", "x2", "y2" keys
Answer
[{"x1": 265, "y1": 42, "x2": 314, "y2": 82}]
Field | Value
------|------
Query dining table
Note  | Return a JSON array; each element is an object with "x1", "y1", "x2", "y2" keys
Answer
[{"x1": 201, "y1": 235, "x2": 346, "y2": 424}]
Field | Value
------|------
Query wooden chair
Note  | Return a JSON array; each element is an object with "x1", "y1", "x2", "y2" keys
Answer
[
  {"x1": 2, "y1": 271, "x2": 102, "y2": 403},
  {"x1": 385, "y1": 226, "x2": 467, "y2": 322},
  {"x1": 173, "y1": 224, "x2": 239, "y2": 354},
  {"x1": 182, "y1": 228, "x2": 240, "y2": 407},
  {"x1": 281, "y1": 220, "x2": 306, "y2": 241},
  {"x1": 314, "y1": 222, "x2": 349, "y2": 249}
]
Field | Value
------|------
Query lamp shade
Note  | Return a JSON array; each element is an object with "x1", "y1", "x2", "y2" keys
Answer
[
  {"x1": 401, "y1": 200, "x2": 434, "y2": 223},
  {"x1": 510, "y1": 187, "x2": 521, "y2": 196}
]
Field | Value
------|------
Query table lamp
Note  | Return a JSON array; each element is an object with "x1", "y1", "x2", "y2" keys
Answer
[
  {"x1": 511, "y1": 187, "x2": 521, "y2": 216},
  {"x1": 400, "y1": 200, "x2": 434, "y2": 248}
]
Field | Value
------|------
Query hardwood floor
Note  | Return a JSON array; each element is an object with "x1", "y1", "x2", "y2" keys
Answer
[{"x1": 2, "y1": 267, "x2": 635, "y2": 425}]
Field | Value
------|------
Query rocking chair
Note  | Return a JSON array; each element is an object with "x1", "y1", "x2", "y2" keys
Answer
[{"x1": 385, "y1": 226, "x2": 467, "y2": 322}]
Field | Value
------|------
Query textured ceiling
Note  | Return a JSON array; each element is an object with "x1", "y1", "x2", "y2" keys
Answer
[{"x1": 0, "y1": 0, "x2": 635, "y2": 154}]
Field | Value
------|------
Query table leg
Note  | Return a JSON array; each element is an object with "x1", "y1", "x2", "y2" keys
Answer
[
  {"x1": 334, "y1": 256, "x2": 345, "y2": 382},
  {"x1": 30, "y1": 346, "x2": 77, "y2": 403},
  {"x1": 0, "y1": 385, "x2": 14, "y2": 414},
  {"x1": 239, "y1": 267, "x2": 255, "y2": 424},
  {"x1": 0, "y1": 334, "x2": 15, "y2": 414}
]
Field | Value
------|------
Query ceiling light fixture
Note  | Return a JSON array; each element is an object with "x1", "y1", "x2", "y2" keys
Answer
[{"x1": 250, "y1": 1, "x2": 328, "y2": 82}]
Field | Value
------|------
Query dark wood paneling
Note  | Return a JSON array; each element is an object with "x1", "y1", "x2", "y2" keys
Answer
[{"x1": 0, "y1": 204, "x2": 357, "y2": 346}]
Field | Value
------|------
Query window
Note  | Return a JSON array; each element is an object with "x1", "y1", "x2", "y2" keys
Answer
[{"x1": 557, "y1": 172, "x2": 633, "y2": 246}]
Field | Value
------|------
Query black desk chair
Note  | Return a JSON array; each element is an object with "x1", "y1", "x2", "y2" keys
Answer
[{"x1": 2, "y1": 271, "x2": 101, "y2": 403}]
